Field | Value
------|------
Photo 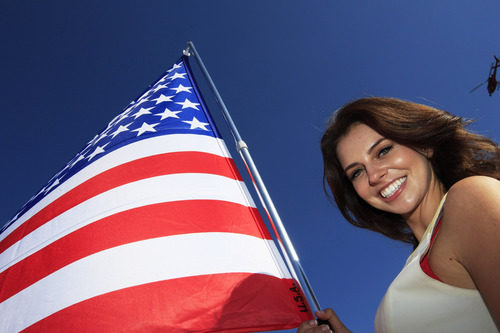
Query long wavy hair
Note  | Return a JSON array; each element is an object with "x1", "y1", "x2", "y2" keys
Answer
[{"x1": 321, "y1": 97, "x2": 500, "y2": 246}]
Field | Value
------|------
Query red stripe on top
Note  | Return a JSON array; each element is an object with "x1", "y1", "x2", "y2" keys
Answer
[
  {"x1": 0, "y1": 152, "x2": 241, "y2": 255},
  {"x1": 0, "y1": 200, "x2": 270, "y2": 303},
  {"x1": 23, "y1": 273, "x2": 313, "y2": 332},
  {"x1": 420, "y1": 219, "x2": 442, "y2": 281}
]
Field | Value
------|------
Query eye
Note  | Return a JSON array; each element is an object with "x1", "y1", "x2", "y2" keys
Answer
[
  {"x1": 378, "y1": 145, "x2": 393, "y2": 157},
  {"x1": 350, "y1": 168, "x2": 363, "y2": 180}
]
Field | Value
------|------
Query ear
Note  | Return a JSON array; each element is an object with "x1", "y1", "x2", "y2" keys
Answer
[
  {"x1": 423, "y1": 148, "x2": 434, "y2": 158},
  {"x1": 416, "y1": 147, "x2": 434, "y2": 158}
]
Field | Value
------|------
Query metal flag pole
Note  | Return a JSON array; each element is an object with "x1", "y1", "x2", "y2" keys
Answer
[{"x1": 183, "y1": 41, "x2": 323, "y2": 314}]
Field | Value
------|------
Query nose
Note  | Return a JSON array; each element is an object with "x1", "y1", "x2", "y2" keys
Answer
[{"x1": 367, "y1": 164, "x2": 387, "y2": 185}]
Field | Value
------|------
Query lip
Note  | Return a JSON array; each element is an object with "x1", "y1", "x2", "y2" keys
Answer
[{"x1": 379, "y1": 176, "x2": 406, "y2": 202}]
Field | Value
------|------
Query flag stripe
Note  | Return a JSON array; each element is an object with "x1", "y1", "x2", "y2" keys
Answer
[
  {"x1": 1, "y1": 233, "x2": 290, "y2": 332},
  {"x1": 23, "y1": 273, "x2": 307, "y2": 333},
  {"x1": 1, "y1": 134, "x2": 230, "y2": 242},
  {"x1": 0, "y1": 173, "x2": 255, "y2": 273},
  {"x1": 0, "y1": 200, "x2": 270, "y2": 303},
  {"x1": 0, "y1": 150, "x2": 241, "y2": 256}
]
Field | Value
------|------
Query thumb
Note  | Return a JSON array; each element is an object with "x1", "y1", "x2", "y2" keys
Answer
[{"x1": 316, "y1": 308, "x2": 351, "y2": 333}]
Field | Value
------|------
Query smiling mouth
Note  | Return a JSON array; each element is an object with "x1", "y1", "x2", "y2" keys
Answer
[{"x1": 380, "y1": 177, "x2": 406, "y2": 198}]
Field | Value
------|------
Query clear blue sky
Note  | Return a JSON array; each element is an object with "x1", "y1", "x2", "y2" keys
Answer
[{"x1": 1, "y1": 1, "x2": 499, "y2": 332}]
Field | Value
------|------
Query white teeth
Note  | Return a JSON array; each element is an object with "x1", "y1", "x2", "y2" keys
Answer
[{"x1": 380, "y1": 177, "x2": 406, "y2": 198}]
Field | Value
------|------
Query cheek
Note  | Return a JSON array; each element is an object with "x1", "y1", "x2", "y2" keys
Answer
[
  {"x1": 410, "y1": 153, "x2": 433, "y2": 177},
  {"x1": 352, "y1": 181, "x2": 371, "y2": 200},
  {"x1": 420, "y1": 160, "x2": 434, "y2": 187},
  {"x1": 391, "y1": 154, "x2": 406, "y2": 167}
]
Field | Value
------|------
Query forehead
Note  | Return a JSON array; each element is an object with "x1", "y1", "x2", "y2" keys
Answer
[{"x1": 336, "y1": 123, "x2": 383, "y2": 167}]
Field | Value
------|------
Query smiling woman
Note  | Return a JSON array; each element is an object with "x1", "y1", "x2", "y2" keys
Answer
[
  {"x1": 322, "y1": 97, "x2": 499, "y2": 246},
  {"x1": 336, "y1": 123, "x2": 441, "y2": 237},
  {"x1": 297, "y1": 97, "x2": 500, "y2": 333}
]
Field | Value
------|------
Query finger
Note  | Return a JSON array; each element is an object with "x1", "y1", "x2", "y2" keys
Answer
[
  {"x1": 297, "y1": 320, "x2": 334, "y2": 333},
  {"x1": 297, "y1": 319, "x2": 318, "y2": 333},
  {"x1": 316, "y1": 308, "x2": 351, "y2": 333}
]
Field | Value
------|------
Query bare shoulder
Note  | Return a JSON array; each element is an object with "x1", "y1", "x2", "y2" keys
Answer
[
  {"x1": 440, "y1": 176, "x2": 499, "y2": 243},
  {"x1": 441, "y1": 179, "x2": 500, "y2": 322},
  {"x1": 444, "y1": 176, "x2": 500, "y2": 219},
  {"x1": 448, "y1": 175, "x2": 499, "y2": 195}
]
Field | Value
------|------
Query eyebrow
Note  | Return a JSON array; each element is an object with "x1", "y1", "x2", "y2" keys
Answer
[
  {"x1": 343, "y1": 137, "x2": 386, "y2": 173},
  {"x1": 367, "y1": 137, "x2": 385, "y2": 154}
]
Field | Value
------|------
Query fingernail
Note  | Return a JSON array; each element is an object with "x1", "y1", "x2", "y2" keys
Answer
[
  {"x1": 309, "y1": 320, "x2": 317, "y2": 326},
  {"x1": 321, "y1": 326, "x2": 330, "y2": 332}
]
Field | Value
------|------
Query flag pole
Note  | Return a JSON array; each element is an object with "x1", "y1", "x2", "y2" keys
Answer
[{"x1": 183, "y1": 41, "x2": 323, "y2": 314}]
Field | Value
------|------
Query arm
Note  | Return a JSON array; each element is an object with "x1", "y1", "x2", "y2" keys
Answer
[
  {"x1": 297, "y1": 309, "x2": 351, "y2": 333},
  {"x1": 443, "y1": 176, "x2": 500, "y2": 328}
]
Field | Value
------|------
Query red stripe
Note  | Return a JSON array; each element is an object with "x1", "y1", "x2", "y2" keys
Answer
[
  {"x1": 0, "y1": 200, "x2": 271, "y2": 303},
  {"x1": 23, "y1": 273, "x2": 313, "y2": 332},
  {"x1": 0, "y1": 152, "x2": 241, "y2": 255}
]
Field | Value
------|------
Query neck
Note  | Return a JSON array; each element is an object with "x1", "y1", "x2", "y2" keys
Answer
[{"x1": 403, "y1": 176, "x2": 446, "y2": 242}]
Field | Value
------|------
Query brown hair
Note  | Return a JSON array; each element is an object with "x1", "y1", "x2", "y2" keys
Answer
[{"x1": 321, "y1": 97, "x2": 500, "y2": 246}]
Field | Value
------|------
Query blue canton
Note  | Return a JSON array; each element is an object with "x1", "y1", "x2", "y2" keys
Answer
[{"x1": 3, "y1": 57, "x2": 218, "y2": 231}]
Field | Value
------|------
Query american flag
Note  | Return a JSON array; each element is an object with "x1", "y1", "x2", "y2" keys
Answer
[{"x1": 0, "y1": 56, "x2": 312, "y2": 332}]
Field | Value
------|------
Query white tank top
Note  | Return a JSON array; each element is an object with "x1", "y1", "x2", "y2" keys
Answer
[{"x1": 374, "y1": 195, "x2": 498, "y2": 333}]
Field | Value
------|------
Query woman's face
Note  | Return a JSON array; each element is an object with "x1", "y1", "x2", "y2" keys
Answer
[{"x1": 336, "y1": 123, "x2": 438, "y2": 219}]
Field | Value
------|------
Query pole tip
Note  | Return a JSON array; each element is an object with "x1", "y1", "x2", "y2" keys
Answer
[{"x1": 183, "y1": 41, "x2": 192, "y2": 56}]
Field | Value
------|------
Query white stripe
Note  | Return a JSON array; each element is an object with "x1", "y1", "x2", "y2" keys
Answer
[
  {"x1": 0, "y1": 233, "x2": 291, "y2": 332},
  {"x1": 2, "y1": 134, "x2": 231, "y2": 242},
  {"x1": 0, "y1": 173, "x2": 255, "y2": 273}
]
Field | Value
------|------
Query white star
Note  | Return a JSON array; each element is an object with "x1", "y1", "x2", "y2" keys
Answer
[
  {"x1": 87, "y1": 134, "x2": 99, "y2": 146},
  {"x1": 170, "y1": 84, "x2": 192, "y2": 94},
  {"x1": 82, "y1": 134, "x2": 105, "y2": 153},
  {"x1": 69, "y1": 154, "x2": 85, "y2": 168},
  {"x1": 167, "y1": 63, "x2": 182, "y2": 73},
  {"x1": 8, "y1": 212, "x2": 21, "y2": 225},
  {"x1": 153, "y1": 83, "x2": 169, "y2": 91},
  {"x1": 43, "y1": 178, "x2": 60, "y2": 193},
  {"x1": 110, "y1": 123, "x2": 132, "y2": 138},
  {"x1": 135, "y1": 87, "x2": 157, "y2": 104},
  {"x1": 110, "y1": 114, "x2": 129, "y2": 127},
  {"x1": 151, "y1": 87, "x2": 167, "y2": 96},
  {"x1": 132, "y1": 122, "x2": 159, "y2": 136},
  {"x1": 94, "y1": 125, "x2": 116, "y2": 144},
  {"x1": 132, "y1": 107, "x2": 154, "y2": 119},
  {"x1": 154, "y1": 77, "x2": 169, "y2": 87},
  {"x1": 94, "y1": 133, "x2": 107, "y2": 144},
  {"x1": 87, "y1": 143, "x2": 109, "y2": 161},
  {"x1": 176, "y1": 98, "x2": 200, "y2": 110},
  {"x1": 104, "y1": 108, "x2": 132, "y2": 132},
  {"x1": 155, "y1": 108, "x2": 182, "y2": 120},
  {"x1": 169, "y1": 72, "x2": 187, "y2": 80},
  {"x1": 122, "y1": 102, "x2": 136, "y2": 113},
  {"x1": 134, "y1": 95, "x2": 149, "y2": 105},
  {"x1": 183, "y1": 117, "x2": 209, "y2": 131},
  {"x1": 130, "y1": 99, "x2": 152, "y2": 113},
  {"x1": 116, "y1": 107, "x2": 134, "y2": 121},
  {"x1": 152, "y1": 94, "x2": 174, "y2": 104},
  {"x1": 107, "y1": 113, "x2": 124, "y2": 128}
]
